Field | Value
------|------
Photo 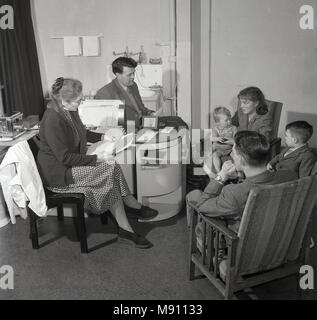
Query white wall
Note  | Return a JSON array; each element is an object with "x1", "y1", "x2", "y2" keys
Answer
[
  {"x1": 210, "y1": 0, "x2": 317, "y2": 144},
  {"x1": 176, "y1": 0, "x2": 191, "y2": 125},
  {"x1": 32, "y1": 0, "x2": 173, "y2": 100},
  {"x1": 191, "y1": 0, "x2": 211, "y2": 130}
]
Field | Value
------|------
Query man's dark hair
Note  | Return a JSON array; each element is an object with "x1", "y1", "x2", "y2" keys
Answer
[
  {"x1": 112, "y1": 57, "x2": 138, "y2": 74},
  {"x1": 234, "y1": 131, "x2": 270, "y2": 166},
  {"x1": 285, "y1": 121, "x2": 313, "y2": 144}
]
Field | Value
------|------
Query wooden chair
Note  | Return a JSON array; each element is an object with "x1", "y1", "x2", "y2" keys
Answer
[
  {"x1": 311, "y1": 160, "x2": 317, "y2": 175},
  {"x1": 310, "y1": 160, "x2": 317, "y2": 248},
  {"x1": 189, "y1": 176, "x2": 317, "y2": 299},
  {"x1": 27, "y1": 135, "x2": 109, "y2": 253},
  {"x1": 263, "y1": 99, "x2": 283, "y2": 159}
]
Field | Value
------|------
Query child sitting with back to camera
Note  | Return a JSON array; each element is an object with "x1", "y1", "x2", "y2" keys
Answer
[
  {"x1": 203, "y1": 106, "x2": 237, "y2": 177},
  {"x1": 267, "y1": 121, "x2": 316, "y2": 178}
]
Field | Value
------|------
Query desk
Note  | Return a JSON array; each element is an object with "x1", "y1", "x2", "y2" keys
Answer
[
  {"x1": 135, "y1": 129, "x2": 187, "y2": 221},
  {"x1": 0, "y1": 130, "x2": 39, "y2": 228},
  {"x1": 0, "y1": 130, "x2": 39, "y2": 147}
]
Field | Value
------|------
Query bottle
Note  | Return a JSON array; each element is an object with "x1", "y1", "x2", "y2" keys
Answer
[
  {"x1": 90, "y1": 90, "x2": 97, "y2": 99},
  {"x1": 139, "y1": 45, "x2": 147, "y2": 64}
]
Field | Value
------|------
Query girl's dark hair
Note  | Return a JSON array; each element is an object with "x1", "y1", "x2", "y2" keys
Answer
[{"x1": 238, "y1": 87, "x2": 268, "y2": 115}]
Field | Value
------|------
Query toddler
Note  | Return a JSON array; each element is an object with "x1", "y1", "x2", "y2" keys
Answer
[{"x1": 203, "y1": 107, "x2": 237, "y2": 176}]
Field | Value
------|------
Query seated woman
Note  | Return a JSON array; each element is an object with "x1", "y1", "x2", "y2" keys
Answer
[
  {"x1": 232, "y1": 86, "x2": 273, "y2": 142},
  {"x1": 214, "y1": 86, "x2": 273, "y2": 179},
  {"x1": 37, "y1": 77, "x2": 158, "y2": 249}
]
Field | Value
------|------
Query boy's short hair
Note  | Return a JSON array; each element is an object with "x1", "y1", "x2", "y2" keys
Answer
[
  {"x1": 285, "y1": 121, "x2": 313, "y2": 144},
  {"x1": 234, "y1": 131, "x2": 270, "y2": 166},
  {"x1": 213, "y1": 106, "x2": 231, "y2": 122}
]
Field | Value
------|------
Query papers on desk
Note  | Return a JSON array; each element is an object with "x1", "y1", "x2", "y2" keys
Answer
[
  {"x1": 0, "y1": 131, "x2": 26, "y2": 142},
  {"x1": 137, "y1": 130, "x2": 158, "y2": 143},
  {"x1": 104, "y1": 127, "x2": 125, "y2": 141},
  {"x1": 114, "y1": 133, "x2": 134, "y2": 154},
  {"x1": 87, "y1": 133, "x2": 134, "y2": 158},
  {"x1": 160, "y1": 127, "x2": 174, "y2": 134}
]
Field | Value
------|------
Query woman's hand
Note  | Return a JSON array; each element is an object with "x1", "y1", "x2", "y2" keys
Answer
[
  {"x1": 103, "y1": 127, "x2": 126, "y2": 142},
  {"x1": 225, "y1": 137, "x2": 234, "y2": 145},
  {"x1": 218, "y1": 160, "x2": 237, "y2": 182},
  {"x1": 97, "y1": 152, "x2": 115, "y2": 162},
  {"x1": 212, "y1": 136, "x2": 226, "y2": 143},
  {"x1": 102, "y1": 134, "x2": 116, "y2": 142}
]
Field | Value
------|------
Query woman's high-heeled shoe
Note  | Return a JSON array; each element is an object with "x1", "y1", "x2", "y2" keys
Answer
[
  {"x1": 124, "y1": 205, "x2": 158, "y2": 220},
  {"x1": 117, "y1": 227, "x2": 153, "y2": 249}
]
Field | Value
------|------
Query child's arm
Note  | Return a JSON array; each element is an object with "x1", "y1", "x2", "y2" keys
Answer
[
  {"x1": 213, "y1": 137, "x2": 227, "y2": 143},
  {"x1": 224, "y1": 138, "x2": 234, "y2": 145},
  {"x1": 223, "y1": 126, "x2": 237, "y2": 145},
  {"x1": 268, "y1": 154, "x2": 279, "y2": 169},
  {"x1": 211, "y1": 128, "x2": 224, "y2": 142}
]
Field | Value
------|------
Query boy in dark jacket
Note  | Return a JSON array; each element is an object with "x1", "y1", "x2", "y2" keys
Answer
[{"x1": 267, "y1": 121, "x2": 316, "y2": 178}]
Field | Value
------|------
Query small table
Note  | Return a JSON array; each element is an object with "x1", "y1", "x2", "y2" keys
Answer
[{"x1": 0, "y1": 130, "x2": 39, "y2": 147}]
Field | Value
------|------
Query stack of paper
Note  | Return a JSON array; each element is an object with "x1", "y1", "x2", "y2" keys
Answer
[
  {"x1": 137, "y1": 130, "x2": 158, "y2": 143},
  {"x1": 87, "y1": 133, "x2": 134, "y2": 158}
]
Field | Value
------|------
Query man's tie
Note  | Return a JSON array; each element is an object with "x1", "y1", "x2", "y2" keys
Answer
[{"x1": 127, "y1": 87, "x2": 142, "y2": 116}]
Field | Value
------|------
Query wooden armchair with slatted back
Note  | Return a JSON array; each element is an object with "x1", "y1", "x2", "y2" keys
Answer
[
  {"x1": 189, "y1": 176, "x2": 317, "y2": 299},
  {"x1": 311, "y1": 160, "x2": 317, "y2": 249}
]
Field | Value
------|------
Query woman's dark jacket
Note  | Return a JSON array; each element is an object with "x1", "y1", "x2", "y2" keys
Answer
[{"x1": 37, "y1": 101, "x2": 102, "y2": 187}]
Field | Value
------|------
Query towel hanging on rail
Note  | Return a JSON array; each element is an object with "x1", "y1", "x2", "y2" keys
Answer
[
  {"x1": 63, "y1": 36, "x2": 82, "y2": 56},
  {"x1": 82, "y1": 36, "x2": 100, "y2": 56}
]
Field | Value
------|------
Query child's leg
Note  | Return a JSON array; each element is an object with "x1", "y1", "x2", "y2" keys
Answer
[
  {"x1": 186, "y1": 189, "x2": 203, "y2": 227},
  {"x1": 212, "y1": 151, "x2": 222, "y2": 173},
  {"x1": 203, "y1": 152, "x2": 213, "y2": 176}
]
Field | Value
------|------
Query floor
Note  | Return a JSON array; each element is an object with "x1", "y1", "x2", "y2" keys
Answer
[{"x1": 0, "y1": 209, "x2": 316, "y2": 300}]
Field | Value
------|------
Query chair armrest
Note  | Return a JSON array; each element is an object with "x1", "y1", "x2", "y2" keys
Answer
[
  {"x1": 270, "y1": 137, "x2": 281, "y2": 147},
  {"x1": 188, "y1": 201, "x2": 199, "y2": 211},
  {"x1": 269, "y1": 137, "x2": 281, "y2": 160},
  {"x1": 200, "y1": 214, "x2": 239, "y2": 241},
  {"x1": 190, "y1": 203, "x2": 239, "y2": 241}
]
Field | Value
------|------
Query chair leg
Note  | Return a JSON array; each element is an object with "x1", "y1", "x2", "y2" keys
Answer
[
  {"x1": 29, "y1": 209, "x2": 39, "y2": 249},
  {"x1": 76, "y1": 203, "x2": 88, "y2": 253},
  {"x1": 100, "y1": 211, "x2": 109, "y2": 225},
  {"x1": 189, "y1": 210, "x2": 198, "y2": 280},
  {"x1": 224, "y1": 280, "x2": 236, "y2": 300},
  {"x1": 57, "y1": 204, "x2": 64, "y2": 221}
]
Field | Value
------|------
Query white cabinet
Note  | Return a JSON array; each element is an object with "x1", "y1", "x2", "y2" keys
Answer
[{"x1": 141, "y1": 91, "x2": 161, "y2": 112}]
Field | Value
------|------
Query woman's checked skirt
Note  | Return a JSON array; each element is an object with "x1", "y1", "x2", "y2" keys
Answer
[{"x1": 48, "y1": 160, "x2": 130, "y2": 214}]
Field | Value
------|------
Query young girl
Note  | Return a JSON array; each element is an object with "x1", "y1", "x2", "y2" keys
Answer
[{"x1": 204, "y1": 107, "x2": 237, "y2": 175}]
